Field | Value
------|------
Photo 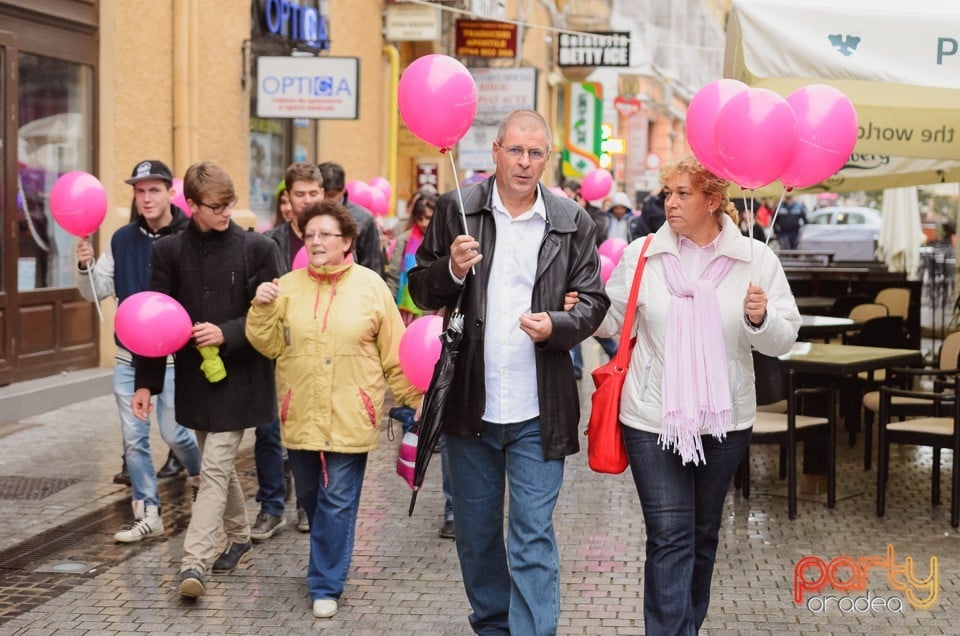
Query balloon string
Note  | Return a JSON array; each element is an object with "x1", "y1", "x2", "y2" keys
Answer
[
  {"x1": 448, "y1": 152, "x2": 475, "y2": 276},
  {"x1": 748, "y1": 192, "x2": 755, "y2": 281},
  {"x1": 765, "y1": 189, "x2": 788, "y2": 247},
  {"x1": 85, "y1": 257, "x2": 104, "y2": 322}
]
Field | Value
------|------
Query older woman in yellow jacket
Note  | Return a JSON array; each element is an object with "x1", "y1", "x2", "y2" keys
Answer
[{"x1": 246, "y1": 200, "x2": 422, "y2": 620}]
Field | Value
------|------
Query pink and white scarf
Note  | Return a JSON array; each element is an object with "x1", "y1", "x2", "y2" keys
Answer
[{"x1": 659, "y1": 252, "x2": 735, "y2": 465}]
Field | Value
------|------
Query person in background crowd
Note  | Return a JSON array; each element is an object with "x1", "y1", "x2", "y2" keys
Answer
[
  {"x1": 409, "y1": 109, "x2": 609, "y2": 635},
  {"x1": 318, "y1": 162, "x2": 384, "y2": 274},
  {"x1": 596, "y1": 156, "x2": 799, "y2": 634},
  {"x1": 606, "y1": 191, "x2": 634, "y2": 243},
  {"x1": 77, "y1": 159, "x2": 202, "y2": 544},
  {"x1": 562, "y1": 178, "x2": 618, "y2": 380},
  {"x1": 774, "y1": 193, "x2": 807, "y2": 250},
  {"x1": 739, "y1": 207, "x2": 767, "y2": 242},
  {"x1": 272, "y1": 182, "x2": 293, "y2": 229},
  {"x1": 264, "y1": 162, "x2": 326, "y2": 535},
  {"x1": 632, "y1": 189, "x2": 667, "y2": 238},
  {"x1": 132, "y1": 161, "x2": 282, "y2": 600},
  {"x1": 246, "y1": 200, "x2": 423, "y2": 619}
]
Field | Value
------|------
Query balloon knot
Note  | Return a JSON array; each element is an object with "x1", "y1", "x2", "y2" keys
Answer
[{"x1": 439, "y1": 147, "x2": 450, "y2": 154}]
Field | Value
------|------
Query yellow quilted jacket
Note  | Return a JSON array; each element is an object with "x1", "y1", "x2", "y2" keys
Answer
[{"x1": 245, "y1": 263, "x2": 422, "y2": 453}]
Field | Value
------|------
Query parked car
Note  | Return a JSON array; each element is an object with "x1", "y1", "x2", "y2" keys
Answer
[{"x1": 798, "y1": 206, "x2": 882, "y2": 261}]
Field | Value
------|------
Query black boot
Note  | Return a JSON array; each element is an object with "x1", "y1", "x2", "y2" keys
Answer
[
  {"x1": 157, "y1": 450, "x2": 185, "y2": 478},
  {"x1": 113, "y1": 456, "x2": 131, "y2": 486}
]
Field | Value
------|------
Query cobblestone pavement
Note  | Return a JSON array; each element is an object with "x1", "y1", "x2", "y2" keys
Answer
[{"x1": 0, "y1": 342, "x2": 959, "y2": 634}]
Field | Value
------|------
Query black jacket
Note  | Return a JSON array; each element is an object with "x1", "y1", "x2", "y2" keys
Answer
[
  {"x1": 135, "y1": 221, "x2": 282, "y2": 432},
  {"x1": 408, "y1": 177, "x2": 610, "y2": 460}
]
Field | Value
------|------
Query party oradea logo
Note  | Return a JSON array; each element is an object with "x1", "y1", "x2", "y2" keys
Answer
[{"x1": 794, "y1": 544, "x2": 938, "y2": 613}]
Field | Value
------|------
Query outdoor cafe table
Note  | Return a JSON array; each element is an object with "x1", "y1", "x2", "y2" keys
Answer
[
  {"x1": 794, "y1": 296, "x2": 836, "y2": 314},
  {"x1": 779, "y1": 342, "x2": 925, "y2": 447},
  {"x1": 798, "y1": 315, "x2": 857, "y2": 343}
]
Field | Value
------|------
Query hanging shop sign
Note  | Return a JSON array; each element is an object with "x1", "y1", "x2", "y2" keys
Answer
[
  {"x1": 257, "y1": 56, "x2": 359, "y2": 119},
  {"x1": 255, "y1": 0, "x2": 329, "y2": 50},
  {"x1": 455, "y1": 20, "x2": 518, "y2": 58},
  {"x1": 385, "y1": 3, "x2": 442, "y2": 41},
  {"x1": 557, "y1": 31, "x2": 631, "y2": 67},
  {"x1": 468, "y1": 67, "x2": 537, "y2": 122},
  {"x1": 562, "y1": 82, "x2": 604, "y2": 178}
]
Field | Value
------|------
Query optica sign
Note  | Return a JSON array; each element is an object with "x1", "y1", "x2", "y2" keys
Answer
[
  {"x1": 257, "y1": 56, "x2": 359, "y2": 119},
  {"x1": 261, "y1": 0, "x2": 329, "y2": 49}
]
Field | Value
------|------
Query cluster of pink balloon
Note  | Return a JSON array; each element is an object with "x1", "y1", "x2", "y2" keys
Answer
[
  {"x1": 49, "y1": 171, "x2": 108, "y2": 238},
  {"x1": 598, "y1": 238, "x2": 628, "y2": 283},
  {"x1": 346, "y1": 177, "x2": 392, "y2": 217},
  {"x1": 398, "y1": 315, "x2": 444, "y2": 391},
  {"x1": 687, "y1": 80, "x2": 858, "y2": 190},
  {"x1": 115, "y1": 291, "x2": 193, "y2": 357},
  {"x1": 398, "y1": 54, "x2": 478, "y2": 153}
]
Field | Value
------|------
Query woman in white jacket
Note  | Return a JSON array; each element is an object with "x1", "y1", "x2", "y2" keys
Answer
[{"x1": 596, "y1": 156, "x2": 800, "y2": 634}]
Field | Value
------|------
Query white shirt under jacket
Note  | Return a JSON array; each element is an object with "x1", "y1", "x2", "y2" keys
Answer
[
  {"x1": 595, "y1": 214, "x2": 801, "y2": 435},
  {"x1": 481, "y1": 184, "x2": 547, "y2": 423}
]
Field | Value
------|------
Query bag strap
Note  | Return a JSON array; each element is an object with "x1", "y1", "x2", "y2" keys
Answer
[{"x1": 612, "y1": 234, "x2": 654, "y2": 369}]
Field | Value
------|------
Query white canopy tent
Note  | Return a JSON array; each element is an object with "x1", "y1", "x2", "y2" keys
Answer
[{"x1": 724, "y1": 0, "x2": 960, "y2": 193}]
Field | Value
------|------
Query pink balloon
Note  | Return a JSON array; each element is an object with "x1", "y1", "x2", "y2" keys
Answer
[
  {"x1": 292, "y1": 246, "x2": 308, "y2": 270},
  {"x1": 686, "y1": 80, "x2": 749, "y2": 179},
  {"x1": 779, "y1": 85, "x2": 859, "y2": 189},
  {"x1": 581, "y1": 169, "x2": 614, "y2": 201},
  {"x1": 114, "y1": 291, "x2": 192, "y2": 357},
  {"x1": 399, "y1": 315, "x2": 444, "y2": 391},
  {"x1": 714, "y1": 88, "x2": 798, "y2": 189},
  {"x1": 346, "y1": 180, "x2": 374, "y2": 211},
  {"x1": 368, "y1": 176, "x2": 392, "y2": 201},
  {"x1": 599, "y1": 255, "x2": 615, "y2": 283},
  {"x1": 49, "y1": 171, "x2": 108, "y2": 237},
  {"x1": 598, "y1": 238, "x2": 628, "y2": 264},
  {"x1": 171, "y1": 177, "x2": 190, "y2": 216},
  {"x1": 398, "y1": 54, "x2": 478, "y2": 151},
  {"x1": 368, "y1": 188, "x2": 389, "y2": 217}
]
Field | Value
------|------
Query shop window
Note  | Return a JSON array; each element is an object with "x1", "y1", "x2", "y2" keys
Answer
[{"x1": 17, "y1": 53, "x2": 93, "y2": 291}]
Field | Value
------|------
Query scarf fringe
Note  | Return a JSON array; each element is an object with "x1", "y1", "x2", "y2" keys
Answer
[{"x1": 660, "y1": 408, "x2": 733, "y2": 465}]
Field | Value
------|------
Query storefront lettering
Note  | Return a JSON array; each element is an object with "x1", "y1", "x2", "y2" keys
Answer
[
  {"x1": 264, "y1": 0, "x2": 329, "y2": 47},
  {"x1": 261, "y1": 74, "x2": 353, "y2": 98}
]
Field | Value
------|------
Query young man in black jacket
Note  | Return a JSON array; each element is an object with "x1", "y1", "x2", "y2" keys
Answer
[{"x1": 132, "y1": 161, "x2": 282, "y2": 599}]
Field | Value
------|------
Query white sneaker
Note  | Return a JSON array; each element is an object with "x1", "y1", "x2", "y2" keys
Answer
[
  {"x1": 312, "y1": 598, "x2": 338, "y2": 618},
  {"x1": 114, "y1": 504, "x2": 164, "y2": 543}
]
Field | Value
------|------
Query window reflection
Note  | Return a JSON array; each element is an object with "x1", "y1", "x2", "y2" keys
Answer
[{"x1": 17, "y1": 54, "x2": 93, "y2": 290}]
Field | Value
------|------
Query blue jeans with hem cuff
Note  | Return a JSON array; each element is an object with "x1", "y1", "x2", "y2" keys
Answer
[
  {"x1": 288, "y1": 449, "x2": 367, "y2": 601},
  {"x1": 623, "y1": 427, "x2": 751, "y2": 635},
  {"x1": 444, "y1": 418, "x2": 563, "y2": 636},
  {"x1": 113, "y1": 361, "x2": 200, "y2": 508},
  {"x1": 254, "y1": 418, "x2": 286, "y2": 517}
]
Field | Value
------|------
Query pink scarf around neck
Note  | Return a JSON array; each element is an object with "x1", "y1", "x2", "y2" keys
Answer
[{"x1": 660, "y1": 252, "x2": 735, "y2": 465}]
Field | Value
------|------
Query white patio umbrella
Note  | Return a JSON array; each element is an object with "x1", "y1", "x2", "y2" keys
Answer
[
  {"x1": 724, "y1": 0, "x2": 960, "y2": 193},
  {"x1": 876, "y1": 186, "x2": 923, "y2": 279}
]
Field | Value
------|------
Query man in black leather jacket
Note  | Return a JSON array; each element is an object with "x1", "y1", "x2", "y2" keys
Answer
[{"x1": 409, "y1": 109, "x2": 609, "y2": 635}]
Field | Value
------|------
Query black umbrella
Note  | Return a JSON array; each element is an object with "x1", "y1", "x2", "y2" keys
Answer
[{"x1": 408, "y1": 310, "x2": 464, "y2": 516}]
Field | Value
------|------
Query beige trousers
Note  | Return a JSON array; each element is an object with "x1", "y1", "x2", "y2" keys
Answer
[{"x1": 180, "y1": 429, "x2": 249, "y2": 572}]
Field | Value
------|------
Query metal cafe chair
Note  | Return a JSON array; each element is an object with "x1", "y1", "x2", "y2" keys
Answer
[
  {"x1": 876, "y1": 372, "x2": 960, "y2": 528},
  {"x1": 737, "y1": 351, "x2": 836, "y2": 520}
]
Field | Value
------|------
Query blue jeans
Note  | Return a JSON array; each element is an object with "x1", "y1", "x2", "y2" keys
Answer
[
  {"x1": 570, "y1": 337, "x2": 618, "y2": 377},
  {"x1": 113, "y1": 361, "x2": 200, "y2": 508},
  {"x1": 288, "y1": 449, "x2": 367, "y2": 601},
  {"x1": 444, "y1": 418, "x2": 564, "y2": 636},
  {"x1": 623, "y1": 427, "x2": 751, "y2": 635},
  {"x1": 440, "y1": 436, "x2": 454, "y2": 521},
  {"x1": 254, "y1": 418, "x2": 286, "y2": 516}
]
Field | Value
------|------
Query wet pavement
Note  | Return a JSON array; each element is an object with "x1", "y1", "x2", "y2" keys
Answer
[{"x1": 0, "y1": 341, "x2": 959, "y2": 634}]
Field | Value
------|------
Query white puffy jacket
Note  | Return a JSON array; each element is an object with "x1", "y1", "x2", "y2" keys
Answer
[{"x1": 596, "y1": 214, "x2": 801, "y2": 435}]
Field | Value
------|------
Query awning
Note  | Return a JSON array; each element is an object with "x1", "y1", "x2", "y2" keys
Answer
[{"x1": 725, "y1": 0, "x2": 960, "y2": 192}]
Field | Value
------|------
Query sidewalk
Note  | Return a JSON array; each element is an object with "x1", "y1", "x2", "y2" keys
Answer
[{"x1": 0, "y1": 341, "x2": 958, "y2": 634}]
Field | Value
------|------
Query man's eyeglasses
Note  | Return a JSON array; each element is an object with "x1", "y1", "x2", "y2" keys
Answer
[
  {"x1": 198, "y1": 200, "x2": 235, "y2": 215},
  {"x1": 496, "y1": 142, "x2": 549, "y2": 161},
  {"x1": 303, "y1": 231, "x2": 343, "y2": 242}
]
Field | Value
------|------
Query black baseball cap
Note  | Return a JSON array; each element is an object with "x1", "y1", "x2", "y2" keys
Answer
[{"x1": 125, "y1": 160, "x2": 174, "y2": 185}]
